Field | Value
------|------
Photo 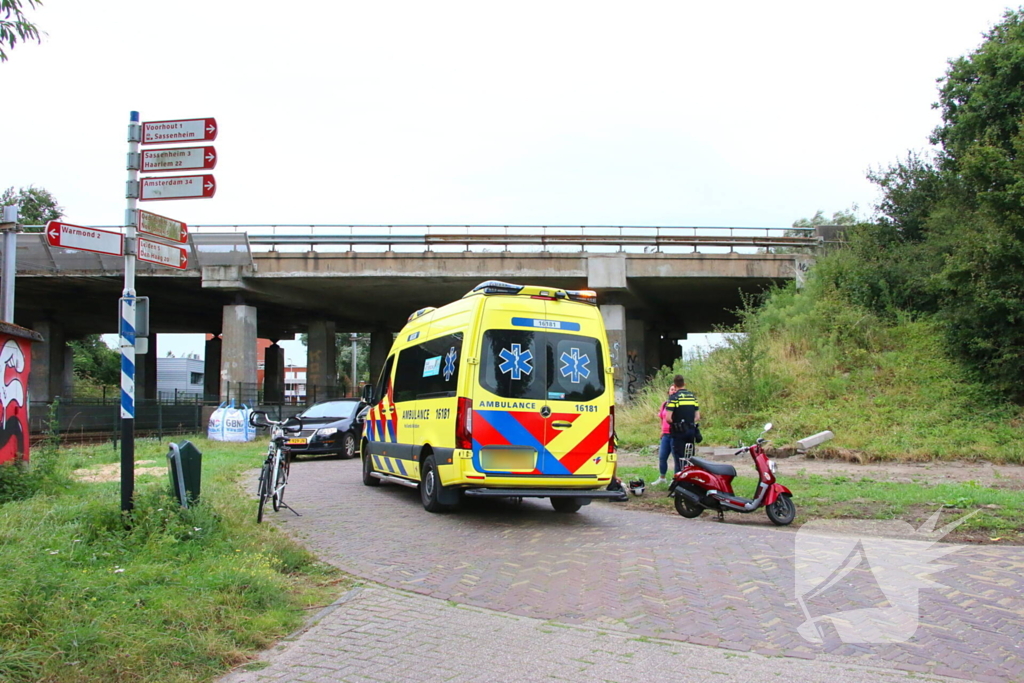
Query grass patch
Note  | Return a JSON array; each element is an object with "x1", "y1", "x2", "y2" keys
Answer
[
  {"x1": 614, "y1": 461, "x2": 1024, "y2": 543},
  {"x1": 0, "y1": 436, "x2": 349, "y2": 682},
  {"x1": 616, "y1": 281, "x2": 1024, "y2": 463}
]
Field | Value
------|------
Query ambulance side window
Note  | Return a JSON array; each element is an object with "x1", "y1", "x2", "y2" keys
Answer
[
  {"x1": 374, "y1": 356, "x2": 394, "y2": 405},
  {"x1": 393, "y1": 349, "x2": 421, "y2": 403}
]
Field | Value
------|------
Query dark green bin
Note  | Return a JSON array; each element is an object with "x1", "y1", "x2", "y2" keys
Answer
[{"x1": 167, "y1": 441, "x2": 202, "y2": 507}]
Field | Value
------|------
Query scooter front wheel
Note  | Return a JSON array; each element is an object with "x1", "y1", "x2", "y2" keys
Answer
[
  {"x1": 674, "y1": 493, "x2": 703, "y2": 518},
  {"x1": 766, "y1": 494, "x2": 796, "y2": 526}
]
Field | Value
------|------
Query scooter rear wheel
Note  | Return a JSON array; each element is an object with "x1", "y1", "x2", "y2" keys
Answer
[
  {"x1": 674, "y1": 494, "x2": 703, "y2": 518},
  {"x1": 766, "y1": 494, "x2": 796, "y2": 526}
]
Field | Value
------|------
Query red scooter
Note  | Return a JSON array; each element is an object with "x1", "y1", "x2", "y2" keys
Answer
[{"x1": 668, "y1": 423, "x2": 796, "y2": 526}]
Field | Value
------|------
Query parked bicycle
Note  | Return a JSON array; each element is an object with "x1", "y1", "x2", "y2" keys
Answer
[{"x1": 249, "y1": 411, "x2": 304, "y2": 523}]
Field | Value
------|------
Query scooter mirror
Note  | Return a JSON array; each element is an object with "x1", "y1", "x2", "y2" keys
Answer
[{"x1": 763, "y1": 422, "x2": 773, "y2": 432}]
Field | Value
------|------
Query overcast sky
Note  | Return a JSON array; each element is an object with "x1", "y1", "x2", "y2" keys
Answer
[{"x1": 3, "y1": 0, "x2": 1016, "y2": 361}]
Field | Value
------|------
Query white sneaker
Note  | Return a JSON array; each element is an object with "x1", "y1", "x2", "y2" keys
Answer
[{"x1": 653, "y1": 477, "x2": 666, "y2": 486}]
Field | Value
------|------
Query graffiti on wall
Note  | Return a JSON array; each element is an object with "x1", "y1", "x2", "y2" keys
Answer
[
  {"x1": 627, "y1": 350, "x2": 640, "y2": 398},
  {"x1": 0, "y1": 336, "x2": 30, "y2": 464}
]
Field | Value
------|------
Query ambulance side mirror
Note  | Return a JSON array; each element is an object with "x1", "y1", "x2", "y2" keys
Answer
[{"x1": 362, "y1": 384, "x2": 375, "y2": 405}]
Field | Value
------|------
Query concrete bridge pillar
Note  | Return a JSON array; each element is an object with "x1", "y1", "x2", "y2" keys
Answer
[
  {"x1": 600, "y1": 305, "x2": 626, "y2": 405},
  {"x1": 204, "y1": 335, "x2": 221, "y2": 401},
  {"x1": 220, "y1": 305, "x2": 258, "y2": 404},
  {"x1": 625, "y1": 319, "x2": 647, "y2": 399},
  {"x1": 29, "y1": 320, "x2": 69, "y2": 403},
  {"x1": 368, "y1": 330, "x2": 391, "y2": 392},
  {"x1": 307, "y1": 320, "x2": 337, "y2": 401},
  {"x1": 263, "y1": 341, "x2": 284, "y2": 403}
]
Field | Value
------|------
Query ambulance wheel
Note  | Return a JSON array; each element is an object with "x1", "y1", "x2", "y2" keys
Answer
[
  {"x1": 551, "y1": 497, "x2": 582, "y2": 513},
  {"x1": 361, "y1": 444, "x2": 379, "y2": 487},
  {"x1": 419, "y1": 455, "x2": 447, "y2": 513}
]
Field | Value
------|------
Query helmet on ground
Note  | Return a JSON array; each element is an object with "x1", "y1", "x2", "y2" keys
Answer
[{"x1": 628, "y1": 478, "x2": 645, "y2": 496}]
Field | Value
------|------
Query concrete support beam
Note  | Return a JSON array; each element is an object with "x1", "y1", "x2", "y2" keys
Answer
[
  {"x1": 29, "y1": 320, "x2": 67, "y2": 403},
  {"x1": 62, "y1": 345, "x2": 75, "y2": 401},
  {"x1": 263, "y1": 341, "x2": 284, "y2": 403},
  {"x1": 368, "y1": 330, "x2": 391, "y2": 390},
  {"x1": 220, "y1": 305, "x2": 258, "y2": 404},
  {"x1": 600, "y1": 304, "x2": 626, "y2": 405},
  {"x1": 307, "y1": 320, "x2": 337, "y2": 401},
  {"x1": 644, "y1": 327, "x2": 661, "y2": 379},
  {"x1": 625, "y1": 318, "x2": 646, "y2": 399},
  {"x1": 587, "y1": 254, "x2": 628, "y2": 291},
  {"x1": 204, "y1": 335, "x2": 221, "y2": 401}
]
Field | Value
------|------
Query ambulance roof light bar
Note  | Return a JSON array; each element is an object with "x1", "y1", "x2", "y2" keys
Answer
[
  {"x1": 565, "y1": 289, "x2": 598, "y2": 305},
  {"x1": 470, "y1": 280, "x2": 525, "y2": 296}
]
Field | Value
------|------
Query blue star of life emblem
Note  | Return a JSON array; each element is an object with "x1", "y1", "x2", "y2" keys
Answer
[
  {"x1": 443, "y1": 347, "x2": 457, "y2": 381},
  {"x1": 559, "y1": 347, "x2": 591, "y2": 384},
  {"x1": 498, "y1": 344, "x2": 533, "y2": 380}
]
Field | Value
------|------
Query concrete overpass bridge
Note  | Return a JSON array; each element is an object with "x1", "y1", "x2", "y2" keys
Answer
[{"x1": 10, "y1": 225, "x2": 819, "y2": 403}]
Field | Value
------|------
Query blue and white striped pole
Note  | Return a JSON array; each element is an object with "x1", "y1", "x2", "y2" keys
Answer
[{"x1": 121, "y1": 110, "x2": 141, "y2": 513}]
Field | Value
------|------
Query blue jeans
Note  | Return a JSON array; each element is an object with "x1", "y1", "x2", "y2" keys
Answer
[{"x1": 658, "y1": 434, "x2": 672, "y2": 476}]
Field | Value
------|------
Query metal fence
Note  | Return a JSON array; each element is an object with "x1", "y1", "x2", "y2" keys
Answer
[{"x1": 30, "y1": 382, "x2": 354, "y2": 439}]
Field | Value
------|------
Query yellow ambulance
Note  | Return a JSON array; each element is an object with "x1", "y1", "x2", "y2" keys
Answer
[{"x1": 361, "y1": 280, "x2": 626, "y2": 513}]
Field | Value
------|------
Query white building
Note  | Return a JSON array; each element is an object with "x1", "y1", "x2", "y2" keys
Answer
[{"x1": 157, "y1": 356, "x2": 205, "y2": 401}]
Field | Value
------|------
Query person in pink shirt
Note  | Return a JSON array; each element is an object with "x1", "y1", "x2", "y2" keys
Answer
[{"x1": 653, "y1": 382, "x2": 679, "y2": 485}]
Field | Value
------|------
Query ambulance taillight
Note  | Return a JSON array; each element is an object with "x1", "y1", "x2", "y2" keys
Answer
[{"x1": 456, "y1": 397, "x2": 473, "y2": 450}]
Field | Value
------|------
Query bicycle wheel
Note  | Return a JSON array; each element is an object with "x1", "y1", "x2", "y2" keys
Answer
[
  {"x1": 257, "y1": 460, "x2": 272, "y2": 524},
  {"x1": 272, "y1": 448, "x2": 290, "y2": 512}
]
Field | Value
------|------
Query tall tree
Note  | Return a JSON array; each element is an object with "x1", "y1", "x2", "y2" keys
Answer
[
  {"x1": 69, "y1": 335, "x2": 120, "y2": 386},
  {"x1": 0, "y1": 0, "x2": 43, "y2": 62},
  {"x1": 0, "y1": 185, "x2": 62, "y2": 231}
]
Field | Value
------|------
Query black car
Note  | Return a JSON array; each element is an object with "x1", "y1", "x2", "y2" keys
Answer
[{"x1": 284, "y1": 399, "x2": 366, "y2": 459}]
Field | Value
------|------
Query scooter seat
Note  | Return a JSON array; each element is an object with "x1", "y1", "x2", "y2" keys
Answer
[{"x1": 690, "y1": 457, "x2": 737, "y2": 478}]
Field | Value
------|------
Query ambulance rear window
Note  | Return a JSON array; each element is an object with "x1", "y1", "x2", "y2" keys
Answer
[{"x1": 480, "y1": 330, "x2": 605, "y2": 401}]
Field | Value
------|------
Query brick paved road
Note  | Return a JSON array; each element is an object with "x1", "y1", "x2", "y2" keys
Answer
[
  {"x1": 220, "y1": 584, "x2": 964, "y2": 683},
  {"x1": 252, "y1": 459, "x2": 1024, "y2": 682}
]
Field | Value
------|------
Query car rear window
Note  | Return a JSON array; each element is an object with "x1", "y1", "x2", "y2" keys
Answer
[{"x1": 479, "y1": 330, "x2": 605, "y2": 402}]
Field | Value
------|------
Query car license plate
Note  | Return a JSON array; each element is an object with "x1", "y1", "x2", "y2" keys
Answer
[{"x1": 287, "y1": 437, "x2": 307, "y2": 445}]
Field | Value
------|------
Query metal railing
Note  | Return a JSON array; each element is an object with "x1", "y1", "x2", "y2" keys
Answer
[{"x1": 188, "y1": 224, "x2": 818, "y2": 253}]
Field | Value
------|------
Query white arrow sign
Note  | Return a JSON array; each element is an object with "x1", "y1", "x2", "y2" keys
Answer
[
  {"x1": 139, "y1": 174, "x2": 216, "y2": 201},
  {"x1": 45, "y1": 221, "x2": 124, "y2": 256},
  {"x1": 141, "y1": 146, "x2": 217, "y2": 173},
  {"x1": 137, "y1": 236, "x2": 189, "y2": 270}
]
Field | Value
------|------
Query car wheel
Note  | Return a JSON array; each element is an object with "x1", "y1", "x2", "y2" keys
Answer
[{"x1": 341, "y1": 432, "x2": 356, "y2": 459}]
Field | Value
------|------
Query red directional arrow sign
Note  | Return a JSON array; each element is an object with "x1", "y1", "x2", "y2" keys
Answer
[
  {"x1": 141, "y1": 146, "x2": 216, "y2": 173},
  {"x1": 139, "y1": 174, "x2": 216, "y2": 201},
  {"x1": 141, "y1": 118, "x2": 217, "y2": 145},
  {"x1": 137, "y1": 237, "x2": 188, "y2": 270},
  {"x1": 45, "y1": 221, "x2": 124, "y2": 256}
]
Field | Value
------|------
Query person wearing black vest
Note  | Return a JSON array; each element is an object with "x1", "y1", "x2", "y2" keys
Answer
[{"x1": 664, "y1": 374, "x2": 701, "y2": 474}]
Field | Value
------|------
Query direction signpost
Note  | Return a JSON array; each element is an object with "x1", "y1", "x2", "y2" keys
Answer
[
  {"x1": 111, "y1": 111, "x2": 220, "y2": 515},
  {"x1": 141, "y1": 118, "x2": 217, "y2": 145},
  {"x1": 139, "y1": 175, "x2": 216, "y2": 201},
  {"x1": 136, "y1": 210, "x2": 187, "y2": 243},
  {"x1": 141, "y1": 146, "x2": 216, "y2": 173},
  {"x1": 137, "y1": 236, "x2": 188, "y2": 269},
  {"x1": 45, "y1": 221, "x2": 124, "y2": 256}
]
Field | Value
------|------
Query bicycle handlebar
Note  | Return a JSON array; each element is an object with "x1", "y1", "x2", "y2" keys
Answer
[{"x1": 249, "y1": 410, "x2": 303, "y2": 433}]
